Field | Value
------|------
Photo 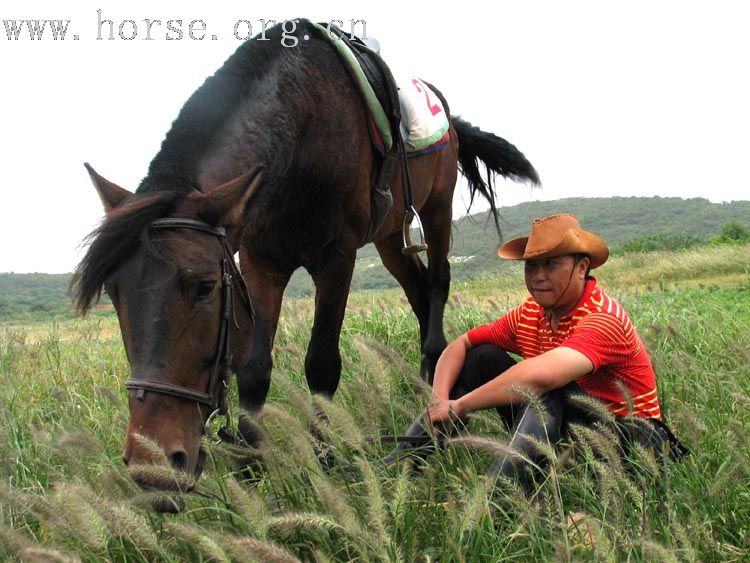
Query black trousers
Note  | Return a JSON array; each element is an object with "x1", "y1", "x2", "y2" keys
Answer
[{"x1": 452, "y1": 345, "x2": 686, "y2": 486}]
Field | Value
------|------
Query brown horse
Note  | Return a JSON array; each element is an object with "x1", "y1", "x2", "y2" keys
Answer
[{"x1": 73, "y1": 20, "x2": 538, "y2": 490}]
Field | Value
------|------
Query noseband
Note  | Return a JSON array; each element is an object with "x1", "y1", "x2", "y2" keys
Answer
[{"x1": 124, "y1": 218, "x2": 253, "y2": 428}]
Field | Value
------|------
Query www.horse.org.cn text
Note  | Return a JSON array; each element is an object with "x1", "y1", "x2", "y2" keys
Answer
[{"x1": 2, "y1": 12, "x2": 369, "y2": 45}]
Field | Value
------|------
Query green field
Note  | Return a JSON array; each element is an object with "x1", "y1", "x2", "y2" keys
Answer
[{"x1": 1, "y1": 244, "x2": 749, "y2": 561}]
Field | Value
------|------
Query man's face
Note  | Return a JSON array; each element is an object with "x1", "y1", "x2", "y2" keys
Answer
[{"x1": 524, "y1": 254, "x2": 589, "y2": 311}]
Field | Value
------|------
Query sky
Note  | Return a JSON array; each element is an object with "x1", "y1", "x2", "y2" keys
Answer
[{"x1": 1, "y1": 1, "x2": 748, "y2": 273}]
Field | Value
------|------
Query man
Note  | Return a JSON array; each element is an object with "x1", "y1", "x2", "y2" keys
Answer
[{"x1": 386, "y1": 214, "x2": 685, "y2": 485}]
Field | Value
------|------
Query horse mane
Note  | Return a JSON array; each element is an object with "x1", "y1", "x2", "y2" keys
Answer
[
  {"x1": 137, "y1": 21, "x2": 310, "y2": 194},
  {"x1": 71, "y1": 192, "x2": 185, "y2": 314},
  {"x1": 74, "y1": 21, "x2": 324, "y2": 313}
]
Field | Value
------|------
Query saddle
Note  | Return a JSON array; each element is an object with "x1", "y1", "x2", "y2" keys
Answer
[{"x1": 313, "y1": 23, "x2": 430, "y2": 251}]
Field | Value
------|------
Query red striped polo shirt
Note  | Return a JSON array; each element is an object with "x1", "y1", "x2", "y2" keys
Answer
[{"x1": 466, "y1": 278, "x2": 661, "y2": 419}]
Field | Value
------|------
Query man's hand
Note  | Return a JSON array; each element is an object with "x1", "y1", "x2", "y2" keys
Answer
[{"x1": 428, "y1": 396, "x2": 464, "y2": 424}]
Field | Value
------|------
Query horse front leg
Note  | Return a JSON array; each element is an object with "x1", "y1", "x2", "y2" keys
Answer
[{"x1": 305, "y1": 246, "x2": 357, "y2": 398}]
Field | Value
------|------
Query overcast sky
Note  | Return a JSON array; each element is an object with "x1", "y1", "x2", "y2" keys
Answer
[{"x1": 2, "y1": 1, "x2": 748, "y2": 273}]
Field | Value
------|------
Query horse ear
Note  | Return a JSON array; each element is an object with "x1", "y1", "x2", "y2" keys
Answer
[
  {"x1": 201, "y1": 166, "x2": 264, "y2": 228},
  {"x1": 84, "y1": 162, "x2": 132, "y2": 212}
]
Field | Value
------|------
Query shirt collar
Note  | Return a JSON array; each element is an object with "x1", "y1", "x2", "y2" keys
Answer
[
  {"x1": 574, "y1": 277, "x2": 598, "y2": 313},
  {"x1": 538, "y1": 276, "x2": 598, "y2": 320}
]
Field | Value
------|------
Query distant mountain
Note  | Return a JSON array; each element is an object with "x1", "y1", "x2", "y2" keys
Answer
[
  {"x1": 335, "y1": 196, "x2": 750, "y2": 294},
  {"x1": 0, "y1": 273, "x2": 74, "y2": 320},
  {"x1": 1, "y1": 196, "x2": 748, "y2": 318}
]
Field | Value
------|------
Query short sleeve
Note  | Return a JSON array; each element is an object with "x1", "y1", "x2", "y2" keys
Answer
[{"x1": 467, "y1": 303, "x2": 523, "y2": 355}]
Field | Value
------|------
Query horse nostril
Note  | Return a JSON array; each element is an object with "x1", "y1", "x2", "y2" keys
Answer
[
  {"x1": 122, "y1": 456, "x2": 129, "y2": 467},
  {"x1": 169, "y1": 450, "x2": 189, "y2": 472}
]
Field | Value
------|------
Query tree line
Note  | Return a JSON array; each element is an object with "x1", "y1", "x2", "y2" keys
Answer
[{"x1": 1, "y1": 196, "x2": 748, "y2": 319}]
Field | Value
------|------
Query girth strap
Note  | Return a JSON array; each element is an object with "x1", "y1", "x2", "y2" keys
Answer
[{"x1": 317, "y1": 24, "x2": 414, "y2": 245}]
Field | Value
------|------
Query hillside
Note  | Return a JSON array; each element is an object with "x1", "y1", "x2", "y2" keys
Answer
[
  {"x1": 0, "y1": 273, "x2": 73, "y2": 320},
  {"x1": 310, "y1": 195, "x2": 750, "y2": 294},
  {"x1": 1, "y1": 196, "x2": 748, "y2": 318}
]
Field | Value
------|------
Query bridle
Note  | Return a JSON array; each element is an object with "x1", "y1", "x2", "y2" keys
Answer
[{"x1": 123, "y1": 218, "x2": 253, "y2": 433}]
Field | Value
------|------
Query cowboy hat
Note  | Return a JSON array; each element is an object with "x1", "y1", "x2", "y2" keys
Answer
[{"x1": 498, "y1": 214, "x2": 609, "y2": 269}]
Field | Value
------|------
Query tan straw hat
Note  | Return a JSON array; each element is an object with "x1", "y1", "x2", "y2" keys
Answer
[{"x1": 498, "y1": 214, "x2": 609, "y2": 269}]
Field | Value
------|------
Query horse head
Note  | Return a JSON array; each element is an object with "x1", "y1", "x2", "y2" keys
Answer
[{"x1": 73, "y1": 164, "x2": 262, "y2": 507}]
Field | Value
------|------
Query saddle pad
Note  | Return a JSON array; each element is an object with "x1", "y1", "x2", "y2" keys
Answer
[
  {"x1": 312, "y1": 23, "x2": 449, "y2": 154},
  {"x1": 398, "y1": 77, "x2": 450, "y2": 153}
]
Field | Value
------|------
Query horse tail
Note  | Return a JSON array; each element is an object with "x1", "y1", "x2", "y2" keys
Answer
[{"x1": 451, "y1": 116, "x2": 540, "y2": 234}]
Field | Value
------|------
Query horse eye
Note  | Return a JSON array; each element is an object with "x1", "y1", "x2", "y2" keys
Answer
[{"x1": 196, "y1": 281, "x2": 216, "y2": 300}]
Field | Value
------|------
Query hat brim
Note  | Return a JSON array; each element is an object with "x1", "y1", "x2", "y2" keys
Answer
[
  {"x1": 497, "y1": 236, "x2": 529, "y2": 260},
  {"x1": 497, "y1": 230, "x2": 609, "y2": 269}
]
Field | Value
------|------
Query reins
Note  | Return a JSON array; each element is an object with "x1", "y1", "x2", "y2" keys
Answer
[{"x1": 366, "y1": 435, "x2": 435, "y2": 445}]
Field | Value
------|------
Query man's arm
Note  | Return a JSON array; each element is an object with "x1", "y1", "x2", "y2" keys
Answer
[
  {"x1": 429, "y1": 346, "x2": 594, "y2": 422},
  {"x1": 431, "y1": 333, "x2": 473, "y2": 400}
]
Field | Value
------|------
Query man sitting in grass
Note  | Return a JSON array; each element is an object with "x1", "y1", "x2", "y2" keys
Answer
[{"x1": 386, "y1": 214, "x2": 686, "y2": 486}]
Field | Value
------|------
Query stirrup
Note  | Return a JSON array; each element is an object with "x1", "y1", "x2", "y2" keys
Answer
[{"x1": 401, "y1": 206, "x2": 428, "y2": 255}]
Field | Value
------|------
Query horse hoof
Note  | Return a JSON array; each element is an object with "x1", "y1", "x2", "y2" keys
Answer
[
  {"x1": 149, "y1": 494, "x2": 186, "y2": 513},
  {"x1": 238, "y1": 415, "x2": 264, "y2": 449}
]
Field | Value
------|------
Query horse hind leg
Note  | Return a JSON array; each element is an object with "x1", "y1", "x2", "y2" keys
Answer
[
  {"x1": 415, "y1": 194, "x2": 452, "y2": 383},
  {"x1": 375, "y1": 227, "x2": 447, "y2": 384},
  {"x1": 304, "y1": 245, "x2": 357, "y2": 398}
]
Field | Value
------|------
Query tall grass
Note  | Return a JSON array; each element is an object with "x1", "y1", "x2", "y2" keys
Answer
[{"x1": 1, "y1": 244, "x2": 749, "y2": 561}]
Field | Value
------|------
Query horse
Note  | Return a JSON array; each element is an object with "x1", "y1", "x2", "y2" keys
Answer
[{"x1": 72, "y1": 19, "x2": 538, "y2": 492}]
